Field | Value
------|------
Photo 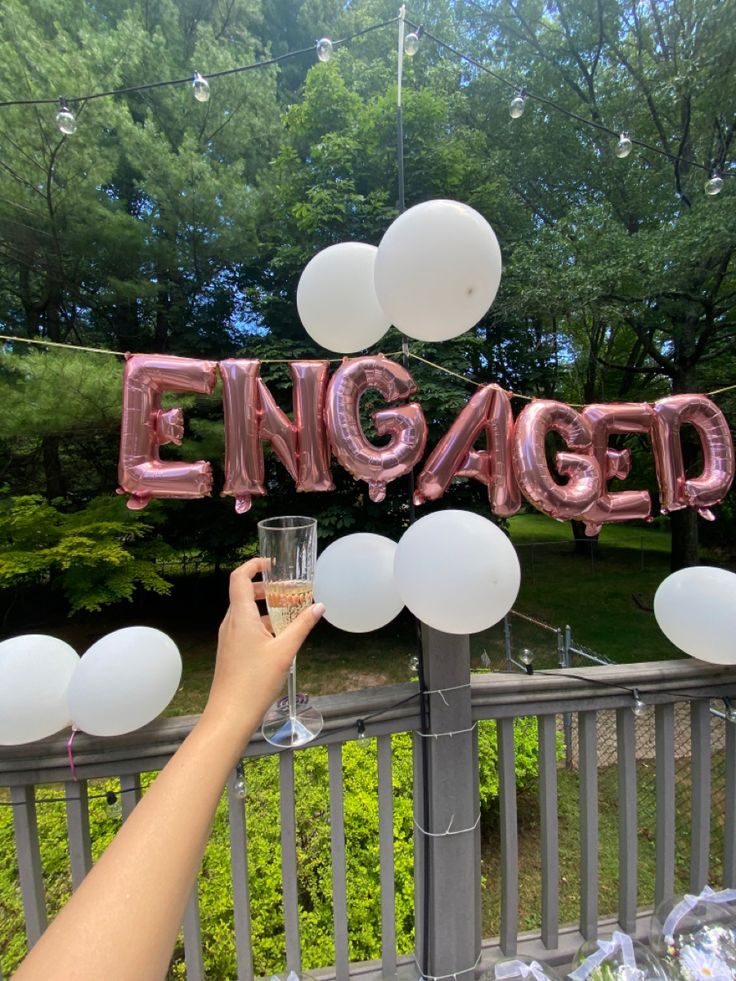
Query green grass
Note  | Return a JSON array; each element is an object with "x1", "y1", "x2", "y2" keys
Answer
[
  {"x1": 141, "y1": 513, "x2": 702, "y2": 714},
  {"x1": 501, "y1": 513, "x2": 682, "y2": 665},
  {"x1": 39, "y1": 510, "x2": 717, "y2": 718}
]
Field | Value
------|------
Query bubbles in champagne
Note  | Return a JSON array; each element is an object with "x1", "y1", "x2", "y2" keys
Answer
[{"x1": 264, "y1": 581, "x2": 313, "y2": 634}]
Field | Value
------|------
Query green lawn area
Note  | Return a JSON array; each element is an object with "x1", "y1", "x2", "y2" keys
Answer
[
  {"x1": 160, "y1": 511, "x2": 692, "y2": 716},
  {"x1": 500, "y1": 512, "x2": 682, "y2": 666},
  {"x1": 44, "y1": 510, "x2": 710, "y2": 718}
]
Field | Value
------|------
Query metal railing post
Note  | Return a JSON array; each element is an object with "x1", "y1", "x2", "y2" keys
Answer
[
  {"x1": 414, "y1": 625, "x2": 480, "y2": 981},
  {"x1": 504, "y1": 615, "x2": 513, "y2": 669},
  {"x1": 562, "y1": 625, "x2": 574, "y2": 768}
]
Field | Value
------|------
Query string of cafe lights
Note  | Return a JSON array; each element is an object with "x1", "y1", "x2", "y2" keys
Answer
[{"x1": 0, "y1": 11, "x2": 732, "y2": 196}]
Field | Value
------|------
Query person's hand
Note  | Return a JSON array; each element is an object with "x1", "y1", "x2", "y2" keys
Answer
[{"x1": 203, "y1": 558, "x2": 325, "y2": 739}]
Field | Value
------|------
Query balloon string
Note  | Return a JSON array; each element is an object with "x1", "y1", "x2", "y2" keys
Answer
[
  {"x1": 66, "y1": 727, "x2": 80, "y2": 782},
  {"x1": 0, "y1": 334, "x2": 125, "y2": 357},
  {"x1": 3, "y1": 332, "x2": 736, "y2": 403}
]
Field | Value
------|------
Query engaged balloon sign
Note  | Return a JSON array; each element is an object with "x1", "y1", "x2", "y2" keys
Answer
[
  {"x1": 118, "y1": 199, "x2": 734, "y2": 528},
  {"x1": 118, "y1": 353, "x2": 734, "y2": 533}
]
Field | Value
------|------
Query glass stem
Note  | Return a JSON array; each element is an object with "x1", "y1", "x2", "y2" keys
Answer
[{"x1": 287, "y1": 659, "x2": 298, "y2": 724}]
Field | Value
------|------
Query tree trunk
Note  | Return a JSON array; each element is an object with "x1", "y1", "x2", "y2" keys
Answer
[
  {"x1": 669, "y1": 509, "x2": 699, "y2": 571},
  {"x1": 42, "y1": 434, "x2": 66, "y2": 500}
]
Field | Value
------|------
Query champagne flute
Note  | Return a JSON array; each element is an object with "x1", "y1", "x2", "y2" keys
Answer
[{"x1": 259, "y1": 516, "x2": 323, "y2": 748}]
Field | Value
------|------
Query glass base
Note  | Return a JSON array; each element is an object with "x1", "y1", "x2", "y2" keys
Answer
[{"x1": 262, "y1": 695, "x2": 323, "y2": 748}]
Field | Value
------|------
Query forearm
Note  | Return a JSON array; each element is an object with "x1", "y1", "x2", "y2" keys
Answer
[{"x1": 14, "y1": 708, "x2": 256, "y2": 981}]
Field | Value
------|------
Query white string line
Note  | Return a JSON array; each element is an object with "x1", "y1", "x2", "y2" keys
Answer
[
  {"x1": 413, "y1": 812, "x2": 481, "y2": 838},
  {"x1": 413, "y1": 722, "x2": 478, "y2": 739},
  {"x1": 423, "y1": 683, "x2": 471, "y2": 706},
  {"x1": 413, "y1": 950, "x2": 483, "y2": 980}
]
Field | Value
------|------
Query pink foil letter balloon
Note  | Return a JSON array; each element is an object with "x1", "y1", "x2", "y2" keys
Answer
[
  {"x1": 652, "y1": 394, "x2": 734, "y2": 519},
  {"x1": 414, "y1": 383, "x2": 520, "y2": 516},
  {"x1": 580, "y1": 403, "x2": 653, "y2": 535},
  {"x1": 325, "y1": 356, "x2": 428, "y2": 502},
  {"x1": 220, "y1": 360, "x2": 334, "y2": 513},
  {"x1": 118, "y1": 354, "x2": 218, "y2": 510},
  {"x1": 513, "y1": 400, "x2": 601, "y2": 521}
]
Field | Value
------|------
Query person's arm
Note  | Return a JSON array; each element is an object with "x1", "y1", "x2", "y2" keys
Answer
[{"x1": 15, "y1": 558, "x2": 324, "y2": 981}]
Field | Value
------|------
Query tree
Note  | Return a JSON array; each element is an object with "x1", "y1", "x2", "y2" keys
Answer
[{"x1": 457, "y1": 0, "x2": 736, "y2": 566}]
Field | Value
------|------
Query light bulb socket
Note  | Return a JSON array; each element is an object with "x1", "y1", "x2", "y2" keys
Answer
[
  {"x1": 105, "y1": 791, "x2": 117, "y2": 806},
  {"x1": 356, "y1": 718, "x2": 367, "y2": 739}
]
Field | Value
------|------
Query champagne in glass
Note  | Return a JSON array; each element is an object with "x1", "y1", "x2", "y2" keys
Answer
[{"x1": 259, "y1": 516, "x2": 323, "y2": 748}]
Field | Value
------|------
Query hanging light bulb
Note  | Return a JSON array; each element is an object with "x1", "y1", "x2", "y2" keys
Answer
[
  {"x1": 356, "y1": 718, "x2": 367, "y2": 740},
  {"x1": 192, "y1": 72, "x2": 210, "y2": 103},
  {"x1": 233, "y1": 762, "x2": 246, "y2": 799},
  {"x1": 519, "y1": 648, "x2": 535, "y2": 674},
  {"x1": 316, "y1": 38, "x2": 333, "y2": 62},
  {"x1": 408, "y1": 654, "x2": 419, "y2": 673},
  {"x1": 724, "y1": 699, "x2": 736, "y2": 724},
  {"x1": 615, "y1": 131, "x2": 633, "y2": 158},
  {"x1": 105, "y1": 791, "x2": 122, "y2": 820},
  {"x1": 631, "y1": 691, "x2": 647, "y2": 718},
  {"x1": 509, "y1": 89, "x2": 526, "y2": 119},
  {"x1": 404, "y1": 32, "x2": 420, "y2": 56},
  {"x1": 705, "y1": 170, "x2": 724, "y2": 196},
  {"x1": 55, "y1": 98, "x2": 77, "y2": 135}
]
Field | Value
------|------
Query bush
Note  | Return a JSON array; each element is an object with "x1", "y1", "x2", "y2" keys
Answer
[
  {"x1": 0, "y1": 720, "x2": 542, "y2": 978},
  {"x1": 0, "y1": 493, "x2": 173, "y2": 614}
]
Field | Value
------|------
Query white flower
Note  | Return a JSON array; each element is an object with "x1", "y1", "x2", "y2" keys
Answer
[{"x1": 679, "y1": 945, "x2": 732, "y2": 981}]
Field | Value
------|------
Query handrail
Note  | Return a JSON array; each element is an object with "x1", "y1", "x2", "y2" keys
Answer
[
  {"x1": 2, "y1": 660, "x2": 732, "y2": 785},
  {"x1": 0, "y1": 681, "x2": 422, "y2": 785},
  {"x1": 471, "y1": 659, "x2": 736, "y2": 716}
]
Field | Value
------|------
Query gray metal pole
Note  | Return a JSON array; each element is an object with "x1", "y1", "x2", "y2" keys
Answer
[{"x1": 413, "y1": 625, "x2": 481, "y2": 981}]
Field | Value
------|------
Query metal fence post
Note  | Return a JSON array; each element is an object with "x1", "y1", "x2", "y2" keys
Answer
[
  {"x1": 562, "y1": 625, "x2": 573, "y2": 769},
  {"x1": 414, "y1": 625, "x2": 481, "y2": 981}
]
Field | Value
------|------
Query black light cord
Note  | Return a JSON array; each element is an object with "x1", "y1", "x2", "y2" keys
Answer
[
  {"x1": 0, "y1": 785, "x2": 140, "y2": 807},
  {"x1": 410, "y1": 21, "x2": 734, "y2": 180},
  {"x1": 0, "y1": 17, "x2": 399, "y2": 109}
]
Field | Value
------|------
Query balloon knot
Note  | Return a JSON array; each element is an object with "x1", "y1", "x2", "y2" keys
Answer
[
  {"x1": 235, "y1": 495, "x2": 252, "y2": 514},
  {"x1": 368, "y1": 481, "x2": 387, "y2": 503},
  {"x1": 126, "y1": 494, "x2": 151, "y2": 511}
]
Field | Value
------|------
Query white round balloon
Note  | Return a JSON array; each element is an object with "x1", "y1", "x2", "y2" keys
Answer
[
  {"x1": 297, "y1": 242, "x2": 391, "y2": 353},
  {"x1": 314, "y1": 533, "x2": 404, "y2": 632},
  {"x1": 68, "y1": 627, "x2": 182, "y2": 736},
  {"x1": 374, "y1": 199, "x2": 502, "y2": 342},
  {"x1": 654, "y1": 566, "x2": 736, "y2": 664},
  {"x1": 394, "y1": 510, "x2": 520, "y2": 634},
  {"x1": 0, "y1": 635, "x2": 79, "y2": 745}
]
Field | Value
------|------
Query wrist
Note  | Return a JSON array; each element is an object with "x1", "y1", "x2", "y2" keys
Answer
[{"x1": 198, "y1": 698, "x2": 263, "y2": 756}]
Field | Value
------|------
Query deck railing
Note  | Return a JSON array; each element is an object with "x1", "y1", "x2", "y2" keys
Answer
[{"x1": 2, "y1": 628, "x2": 735, "y2": 981}]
